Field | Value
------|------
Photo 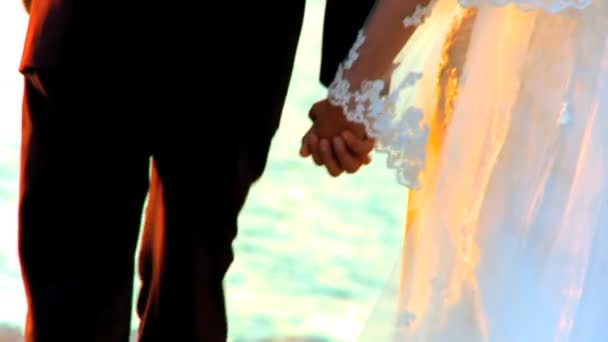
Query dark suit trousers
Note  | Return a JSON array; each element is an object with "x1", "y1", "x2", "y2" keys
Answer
[{"x1": 17, "y1": 9, "x2": 304, "y2": 341}]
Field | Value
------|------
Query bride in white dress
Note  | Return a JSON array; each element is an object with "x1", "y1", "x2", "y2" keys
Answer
[{"x1": 313, "y1": 0, "x2": 607, "y2": 340}]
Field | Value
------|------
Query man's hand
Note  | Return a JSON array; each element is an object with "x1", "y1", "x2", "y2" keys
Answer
[{"x1": 300, "y1": 99, "x2": 375, "y2": 176}]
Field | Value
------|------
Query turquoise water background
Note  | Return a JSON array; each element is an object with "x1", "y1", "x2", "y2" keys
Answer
[{"x1": 0, "y1": 1, "x2": 408, "y2": 340}]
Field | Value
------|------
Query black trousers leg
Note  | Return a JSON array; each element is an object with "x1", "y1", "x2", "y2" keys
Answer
[
  {"x1": 136, "y1": 144, "x2": 234, "y2": 342},
  {"x1": 136, "y1": 124, "x2": 281, "y2": 342},
  {"x1": 18, "y1": 70, "x2": 150, "y2": 342},
  {"x1": 135, "y1": 5, "x2": 305, "y2": 339}
]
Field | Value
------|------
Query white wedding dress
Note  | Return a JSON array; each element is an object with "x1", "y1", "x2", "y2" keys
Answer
[{"x1": 325, "y1": 0, "x2": 608, "y2": 340}]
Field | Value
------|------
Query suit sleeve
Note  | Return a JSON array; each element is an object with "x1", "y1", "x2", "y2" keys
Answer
[{"x1": 319, "y1": 0, "x2": 376, "y2": 88}]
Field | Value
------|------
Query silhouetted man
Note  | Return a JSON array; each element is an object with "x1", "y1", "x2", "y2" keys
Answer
[{"x1": 17, "y1": 1, "x2": 374, "y2": 341}]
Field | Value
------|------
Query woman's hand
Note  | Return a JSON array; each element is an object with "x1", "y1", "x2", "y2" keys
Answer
[
  {"x1": 300, "y1": 99, "x2": 375, "y2": 176},
  {"x1": 308, "y1": 99, "x2": 367, "y2": 139}
]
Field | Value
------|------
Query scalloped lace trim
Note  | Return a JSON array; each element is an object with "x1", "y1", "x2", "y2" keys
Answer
[
  {"x1": 324, "y1": 2, "x2": 436, "y2": 188},
  {"x1": 458, "y1": 0, "x2": 592, "y2": 12},
  {"x1": 328, "y1": 65, "x2": 429, "y2": 189},
  {"x1": 403, "y1": 3, "x2": 435, "y2": 28}
]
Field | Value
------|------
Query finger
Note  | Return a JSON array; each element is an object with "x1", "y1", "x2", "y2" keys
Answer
[
  {"x1": 300, "y1": 129, "x2": 316, "y2": 157},
  {"x1": 343, "y1": 131, "x2": 375, "y2": 156},
  {"x1": 307, "y1": 130, "x2": 319, "y2": 154},
  {"x1": 309, "y1": 135, "x2": 324, "y2": 166},
  {"x1": 300, "y1": 137, "x2": 310, "y2": 157},
  {"x1": 332, "y1": 137, "x2": 362, "y2": 173},
  {"x1": 319, "y1": 139, "x2": 343, "y2": 177},
  {"x1": 304, "y1": 130, "x2": 323, "y2": 165},
  {"x1": 361, "y1": 154, "x2": 372, "y2": 165},
  {"x1": 312, "y1": 150, "x2": 324, "y2": 166}
]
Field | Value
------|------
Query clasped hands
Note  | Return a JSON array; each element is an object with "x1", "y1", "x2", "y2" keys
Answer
[{"x1": 299, "y1": 99, "x2": 375, "y2": 176}]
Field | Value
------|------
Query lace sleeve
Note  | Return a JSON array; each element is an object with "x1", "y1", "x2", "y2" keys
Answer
[
  {"x1": 327, "y1": 0, "x2": 593, "y2": 188},
  {"x1": 327, "y1": 0, "x2": 435, "y2": 188}
]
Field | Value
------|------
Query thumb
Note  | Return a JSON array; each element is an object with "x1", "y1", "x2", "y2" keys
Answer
[
  {"x1": 300, "y1": 128, "x2": 318, "y2": 157},
  {"x1": 300, "y1": 141, "x2": 310, "y2": 157}
]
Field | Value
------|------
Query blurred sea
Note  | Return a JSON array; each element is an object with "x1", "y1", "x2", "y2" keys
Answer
[{"x1": 0, "y1": 1, "x2": 408, "y2": 341}]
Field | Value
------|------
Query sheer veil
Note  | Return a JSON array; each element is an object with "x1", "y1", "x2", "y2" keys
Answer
[
  {"x1": 323, "y1": 0, "x2": 604, "y2": 341},
  {"x1": 327, "y1": 0, "x2": 594, "y2": 189},
  {"x1": 338, "y1": 2, "x2": 477, "y2": 339}
]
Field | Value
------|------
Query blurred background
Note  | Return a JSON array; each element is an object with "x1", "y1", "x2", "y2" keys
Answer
[{"x1": 0, "y1": 1, "x2": 408, "y2": 340}]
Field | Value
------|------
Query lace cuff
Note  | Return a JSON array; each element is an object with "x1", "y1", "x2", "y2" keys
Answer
[
  {"x1": 324, "y1": 0, "x2": 593, "y2": 188},
  {"x1": 326, "y1": 0, "x2": 435, "y2": 188},
  {"x1": 328, "y1": 65, "x2": 428, "y2": 188}
]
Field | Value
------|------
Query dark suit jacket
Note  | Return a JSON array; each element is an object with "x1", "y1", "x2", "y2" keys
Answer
[
  {"x1": 20, "y1": 0, "x2": 73, "y2": 73},
  {"x1": 20, "y1": 1, "x2": 376, "y2": 85}
]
